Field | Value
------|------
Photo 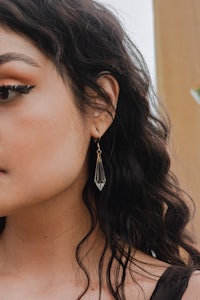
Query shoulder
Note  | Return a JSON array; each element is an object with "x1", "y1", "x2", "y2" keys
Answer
[
  {"x1": 182, "y1": 270, "x2": 200, "y2": 300},
  {"x1": 124, "y1": 251, "x2": 170, "y2": 299}
]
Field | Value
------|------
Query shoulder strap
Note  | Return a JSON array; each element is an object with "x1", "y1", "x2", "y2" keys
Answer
[{"x1": 150, "y1": 265, "x2": 193, "y2": 300}]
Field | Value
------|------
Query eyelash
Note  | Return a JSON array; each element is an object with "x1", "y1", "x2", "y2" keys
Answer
[{"x1": 0, "y1": 85, "x2": 35, "y2": 103}]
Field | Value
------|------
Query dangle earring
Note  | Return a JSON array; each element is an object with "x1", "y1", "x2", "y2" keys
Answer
[{"x1": 94, "y1": 140, "x2": 106, "y2": 191}]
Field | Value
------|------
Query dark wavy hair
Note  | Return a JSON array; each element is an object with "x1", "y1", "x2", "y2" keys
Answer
[{"x1": 0, "y1": 0, "x2": 199, "y2": 299}]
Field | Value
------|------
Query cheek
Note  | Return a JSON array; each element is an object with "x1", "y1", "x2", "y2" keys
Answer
[{"x1": 3, "y1": 97, "x2": 90, "y2": 205}]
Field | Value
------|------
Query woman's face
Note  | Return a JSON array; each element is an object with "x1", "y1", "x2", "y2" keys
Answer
[{"x1": 0, "y1": 27, "x2": 93, "y2": 216}]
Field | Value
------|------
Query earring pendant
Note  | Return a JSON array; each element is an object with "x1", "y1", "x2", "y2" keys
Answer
[{"x1": 94, "y1": 142, "x2": 106, "y2": 191}]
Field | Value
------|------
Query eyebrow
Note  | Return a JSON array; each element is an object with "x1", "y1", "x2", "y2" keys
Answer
[{"x1": 0, "y1": 52, "x2": 41, "y2": 68}]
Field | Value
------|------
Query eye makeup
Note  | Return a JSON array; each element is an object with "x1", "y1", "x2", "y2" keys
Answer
[{"x1": 0, "y1": 84, "x2": 35, "y2": 102}]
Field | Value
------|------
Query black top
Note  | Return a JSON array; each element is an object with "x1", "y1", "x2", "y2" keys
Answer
[{"x1": 150, "y1": 265, "x2": 193, "y2": 300}]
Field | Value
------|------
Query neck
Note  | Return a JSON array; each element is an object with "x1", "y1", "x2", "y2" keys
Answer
[{"x1": 0, "y1": 191, "x2": 103, "y2": 285}]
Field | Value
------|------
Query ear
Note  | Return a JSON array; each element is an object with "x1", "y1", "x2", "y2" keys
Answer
[{"x1": 89, "y1": 73, "x2": 119, "y2": 139}]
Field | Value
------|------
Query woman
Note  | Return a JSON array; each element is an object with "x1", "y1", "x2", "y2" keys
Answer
[{"x1": 0, "y1": 0, "x2": 199, "y2": 299}]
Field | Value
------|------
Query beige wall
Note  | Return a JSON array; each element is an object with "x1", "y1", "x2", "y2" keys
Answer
[{"x1": 154, "y1": 0, "x2": 200, "y2": 242}]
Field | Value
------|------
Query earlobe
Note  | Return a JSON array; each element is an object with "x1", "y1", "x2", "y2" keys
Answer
[{"x1": 90, "y1": 73, "x2": 119, "y2": 139}]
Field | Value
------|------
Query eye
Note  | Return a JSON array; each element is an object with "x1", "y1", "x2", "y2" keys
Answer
[{"x1": 0, "y1": 85, "x2": 35, "y2": 103}]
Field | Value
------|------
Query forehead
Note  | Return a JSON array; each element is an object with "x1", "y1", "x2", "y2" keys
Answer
[{"x1": 0, "y1": 26, "x2": 48, "y2": 67}]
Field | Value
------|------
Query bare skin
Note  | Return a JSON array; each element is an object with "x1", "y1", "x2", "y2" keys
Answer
[{"x1": 0, "y1": 27, "x2": 199, "y2": 299}]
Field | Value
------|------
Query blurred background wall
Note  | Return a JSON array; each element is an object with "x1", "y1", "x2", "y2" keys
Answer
[
  {"x1": 153, "y1": 0, "x2": 200, "y2": 242},
  {"x1": 101, "y1": 0, "x2": 156, "y2": 81}
]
